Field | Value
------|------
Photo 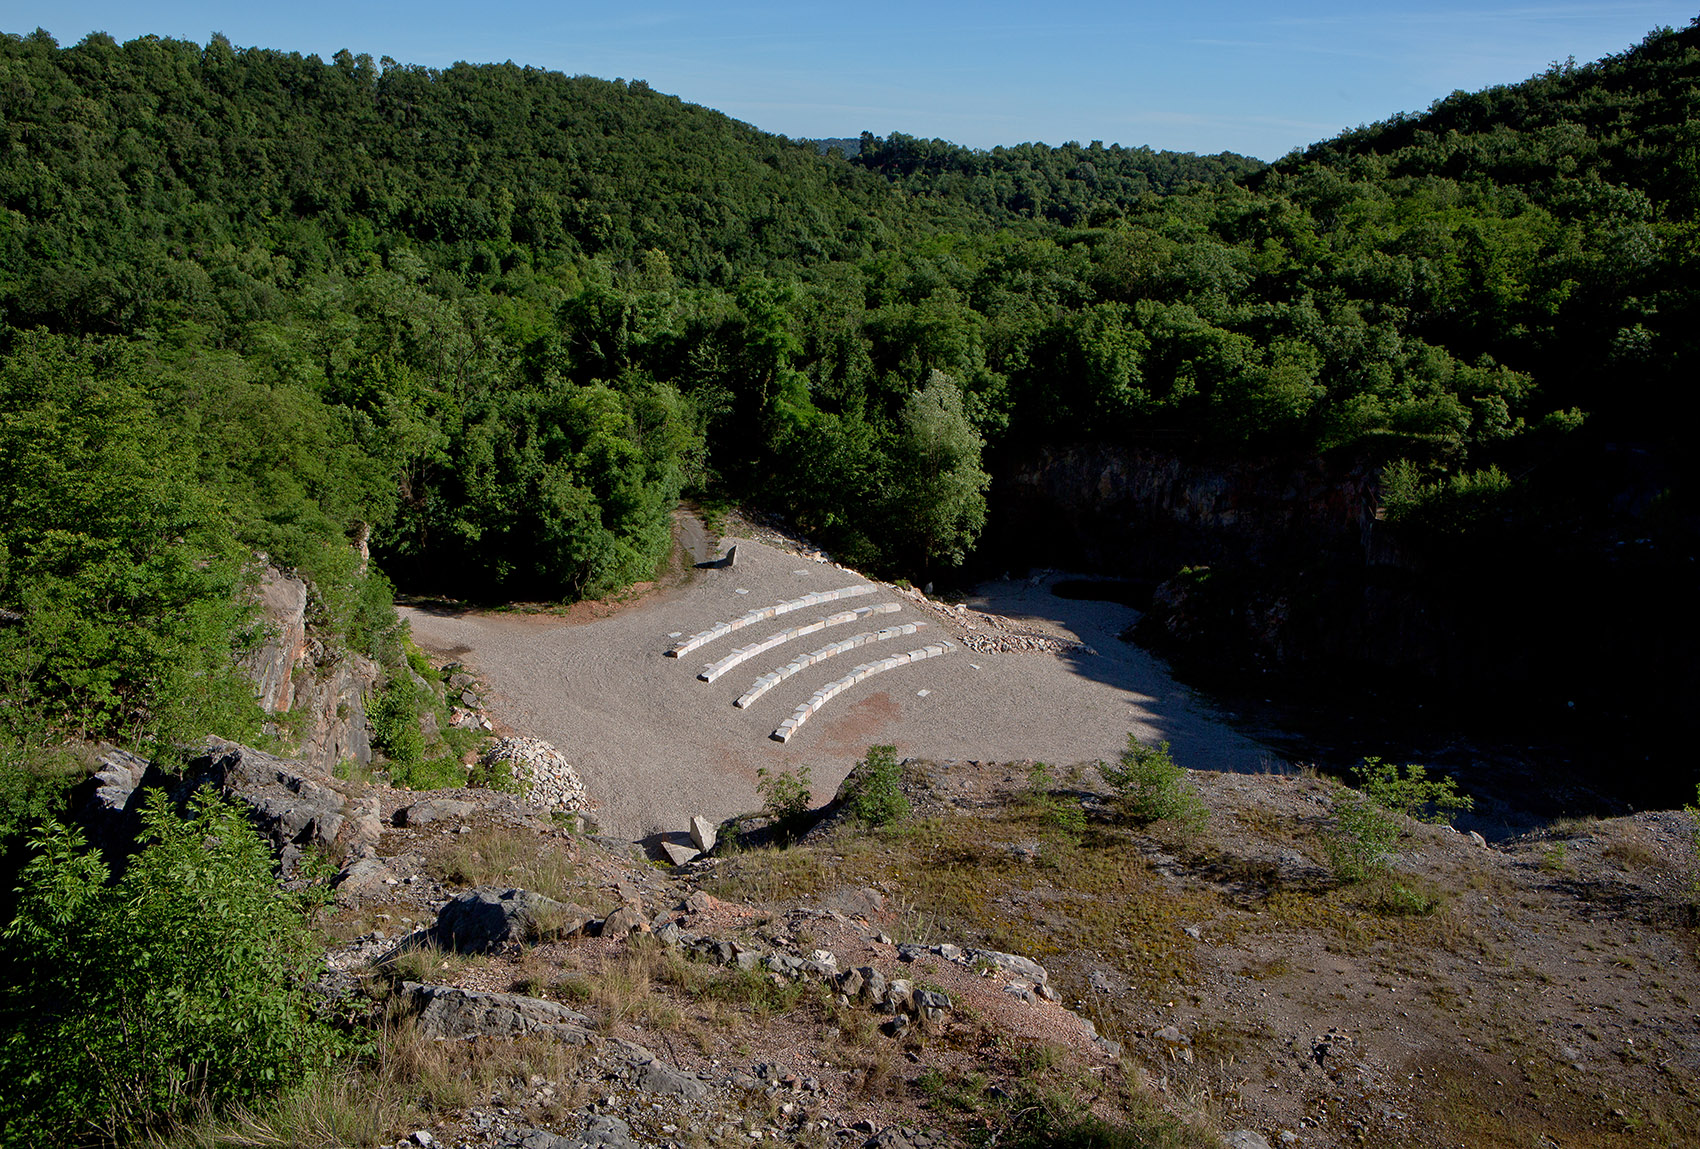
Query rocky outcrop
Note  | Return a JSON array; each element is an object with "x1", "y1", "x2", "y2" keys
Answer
[
  {"x1": 239, "y1": 562, "x2": 380, "y2": 772},
  {"x1": 430, "y1": 887, "x2": 598, "y2": 953},
  {"x1": 76, "y1": 738, "x2": 382, "y2": 875}
]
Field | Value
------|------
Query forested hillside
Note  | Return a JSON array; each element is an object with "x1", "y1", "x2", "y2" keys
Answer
[{"x1": 1, "y1": 21, "x2": 1697, "y2": 792}]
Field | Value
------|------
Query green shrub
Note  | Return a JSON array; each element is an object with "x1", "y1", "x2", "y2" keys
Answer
[
  {"x1": 467, "y1": 748, "x2": 522, "y2": 793},
  {"x1": 1321, "y1": 758, "x2": 1470, "y2": 887},
  {"x1": 0, "y1": 788, "x2": 334, "y2": 1144},
  {"x1": 389, "y1": 753, "x2": 465, "y2": 792},
  {"x1": 842, "y1": 744, "x2": 910, "y2": 827},
  {"x1": 1098, "y1": 736, "x2": 1205, "y2": 826},
  {"x1": 756, "y1": 765, "x2": 812, "y2": 843},
  {"x1": 370, "y1": 675, "x2": 426, "y2": 768},
  {"x1": 1353, "y1": 757, "x2": 1472, "y2": 823},
  {"x1": 1321, "y1": 788, "x2": 1404, "y2": 884}
]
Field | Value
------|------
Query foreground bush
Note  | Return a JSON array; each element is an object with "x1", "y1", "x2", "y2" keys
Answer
[
  {"x1": 842, "y1": 744, "x2": 911, "y2": 827},
  {"x1": 1322, "y1": 759, "x2": 1472, "y2": 889},
  {"x1": 1098, "y1": 736, "x2": 1204, "y2": 827},
  {"x1": 0, "y1": 788, "x2": 334, "y2": 1145}
]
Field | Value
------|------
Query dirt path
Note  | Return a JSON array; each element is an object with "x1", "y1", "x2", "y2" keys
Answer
[{"x1": 402, "y1": 529, "x2": 1280, "y2": 840}]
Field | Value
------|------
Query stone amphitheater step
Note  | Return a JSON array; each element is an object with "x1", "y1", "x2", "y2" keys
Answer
[
  {"x1": 734, "y1": 621, "x2": 928, "y2": 709},
  {"x1": 698, "y1": 602, "x2": 900, "y2": 684},
  {"x1": 665, "y1": 585, "x2": 876, "y2": 659},
  {"x1": 771, "y1": 640, "x2": 957, "y2": 743}
]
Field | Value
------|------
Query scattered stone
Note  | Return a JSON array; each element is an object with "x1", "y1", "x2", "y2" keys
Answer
[
  {"x1": 600, "y1": 905, "x2": 651, "y2": 937},
  {"x1": 1468, "y1": 830, "x2": 1489, "y2": 848},
  {"x1": 481, "y1": 737, "x2": 590, "y2": 813},
  {"x1": 333, "y1": 855, "x2": 397, "y2": 898},
  {"x1": 1223, "y1": 1132, "x2": 1273, "y2": 1149},
  {"x1": 965, "y1": 948, "x2": 1049, "y2": 986}
]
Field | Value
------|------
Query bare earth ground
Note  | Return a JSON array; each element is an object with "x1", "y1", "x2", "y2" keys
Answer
[
  {"x1": 377, "y1": 515, "x2": 1700, "y2": 1148},
  {"x1": 327, "y1": 754, "x2": 1700, "y2": 1149},
  {"x1": 402, "y1": 523, "x2": 1274, "y2": 841}
]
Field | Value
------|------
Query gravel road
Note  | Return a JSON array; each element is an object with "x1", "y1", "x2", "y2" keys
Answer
[{"x1": 401, "y1": 532, "x2": 1280, "y2": 840}]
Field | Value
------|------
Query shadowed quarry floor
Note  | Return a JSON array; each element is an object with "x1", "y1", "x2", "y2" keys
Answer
[{"x1": 401, "y1": 534, "x2": 1281, "y2": 839}]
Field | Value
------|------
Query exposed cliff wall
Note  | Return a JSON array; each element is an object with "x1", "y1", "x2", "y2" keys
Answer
[
  {"x1": 988, "y1": 441, "x2": 1380, "y2": 579},
  {"x1": 985, "y1": 442, "x2": 1482, "y2": 687},
  {"x1": 240, "y1": 564, "x2": 378, "y2": 771}
]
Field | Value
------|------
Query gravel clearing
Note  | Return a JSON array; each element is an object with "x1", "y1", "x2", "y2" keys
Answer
[{"x1": 402, "y1": 528, "x2": 1278, "y2": 840}]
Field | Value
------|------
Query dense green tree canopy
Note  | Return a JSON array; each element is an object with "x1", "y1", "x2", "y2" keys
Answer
[{"x1": 0, "y1": 20, "x2": 1694, "y2": 755}]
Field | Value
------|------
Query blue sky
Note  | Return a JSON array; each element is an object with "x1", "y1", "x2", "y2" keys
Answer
[{"x1": 9, "y1": 2, "x2": 1696, "y2": 159}]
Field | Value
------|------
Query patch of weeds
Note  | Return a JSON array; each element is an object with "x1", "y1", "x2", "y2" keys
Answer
[
  {"x1": 1322, "y1": 758, "x2": 1471, "y2": 891},
  {"x1": 1361, "y1": 872, "x2": 1444, "y2": 916},
  {"x1": 332, "y1": 757, "x2": 381, "y2": 787},
  {"x1": 917, "y1": 1067, "x2": 986, "y2": 1114},
  {"x1": 842, "y1": 744, "x2": 911, "y2": 826},
  {"x1": 467, "y1": 746, "x2": 523, "y2": 793},
  {"x1": 984, "y1": 1043, "x2": 1213, "y2": 1149},
  {"x1": 698, "y1": 966, "x2": 811, "y2": 1023},
  {"x1": 1539, "y1": 841, "x2": 1570, "y2": 873},
  {"x1": 704, "y1": 844, "x2": 832, "y2": 903},
  {"x1": 1241, "y1": 956, "x2": 1291, "y2": 981},
  {"x1": 1023, "y1": 762, "x2": 1086, "y2": 840},
  {"x1": 389, "y1": 753, "x2": 465, "y2": 791},
  {"x1": 553, "y1": 975, "x2": 593, "y2": 1004},
  {"x1": 1321, "y1": 787, "x2": 1402, "y2": 883},
  {"x1": 1098, "y1": 735, "x2": 1206, "y2": 828},
  {"x1": 375, "y1": 943, "x2": 478, "y2": 987},
  {"x1": 432, "y1": 828, "x2": 580, "y2": 902}
]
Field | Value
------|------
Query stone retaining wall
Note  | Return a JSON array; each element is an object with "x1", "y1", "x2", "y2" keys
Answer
[
  {"x1": 698, "y1": 602, "x2": 899, "y2": 684},
  {"x1": 666, "y1": 585, "x2": 875, "y2": 658},
  {"x1": 734, "y1": 622, "x2": 926, "y2": 709},
  {"x1": 772, "y1": 641, "x2": 956, "y2": 742}
]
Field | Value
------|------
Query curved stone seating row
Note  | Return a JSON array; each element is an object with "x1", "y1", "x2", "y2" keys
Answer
[
  {"x1": 734, "y1": 621, "x2": 928, "y2": 709},
  {"x1": 771, "y1": 640, "x2": 957, "y2": 743},
  {"x1": 666, "y1": 584, "x2": 876, "y2": 658},
  {"x1": 698, "y1": 602, "x2": 901, "y2": 684}
]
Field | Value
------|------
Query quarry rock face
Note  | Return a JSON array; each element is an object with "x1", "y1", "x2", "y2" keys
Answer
[
  {"x1": 238, "y1": 562, "x2": 380, "y2": 772},
  {"x1": 993, "y1": 442, "x2": 1376, "y2": 578},
  {"x1": 75, "y1": 738, "x2": 382, "y2": 875}
]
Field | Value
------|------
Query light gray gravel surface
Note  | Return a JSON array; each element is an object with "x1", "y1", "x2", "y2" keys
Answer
[{"x1": 401, "y1": 534, "x2": 1280, "y2": 840}]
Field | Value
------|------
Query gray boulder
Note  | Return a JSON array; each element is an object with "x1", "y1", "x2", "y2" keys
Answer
[
  {"x1": 404, "y1": 982, "x2": 591, "y2": 1041},
  {"x1": 1222, "y1": 1133, "x2": 1273, "y2": 1149},
  {"x1": 397, "y1": 798, "x2": 476, "y2": 827},
  {"x1": 689, "y1": 814, "x2": 717, "y2": 853},
  {"x1": 184, "y1": 739, "x2": 380, "y2": 869},
  {"x1": 965, "y1": 947, "x2": 1050, "y2": 986},
  {"x1": 432, "y1": 887, "x2": 595, "y2": 952}
]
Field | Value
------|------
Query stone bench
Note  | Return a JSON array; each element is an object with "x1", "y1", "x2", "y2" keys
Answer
[
  {"x1": 665, "y1": 584, "x2": 876, "y2": 659},
  {"x1": 698, "y1": 602, "x2": 899, "y2": 684},
  {"x1": 734, "y1": 621, "x2": 926, "y2": 708},
  {"x1": 771, "y1": 641, "x2": 956, "y2": 742}
]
